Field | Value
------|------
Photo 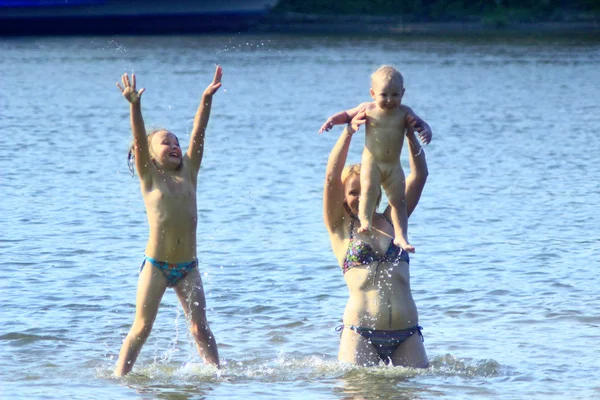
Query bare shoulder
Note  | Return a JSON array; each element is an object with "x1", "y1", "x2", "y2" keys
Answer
[
  {"x1": 363, "y1": 101, "x2": 376, "y2": 110},
  {"x1": 398, "y1": 104, "x2": 412, "y2": 114},
  {"x1": 138, "y1": 160, "x2": 158, "y2": 192},
  {"x1": 348, "y1": 101, "x2": 375, "y2": 116},
  {"x1": 329, "y1": 219, "x2": 351, "y2": 261},
  {"x1": 180, "y1": 158, "x2": 197, "y2": 183},
  {"x1": 182, "y1": 153, "x2": 193, "y2": 168},
  {"x1": 362, "y1": 101, "x2": 377, "y2": 116}
]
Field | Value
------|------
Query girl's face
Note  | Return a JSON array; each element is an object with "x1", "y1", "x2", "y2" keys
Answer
[
  {"x1": 370, "y1": 77, "x2": 405, "y2": 111},
  {"x1": 150, "y1": 130, "x2": 182, "y2": 170},
  {"x1": 344, "y1": 174, "x2": 361, "y2": 215}
]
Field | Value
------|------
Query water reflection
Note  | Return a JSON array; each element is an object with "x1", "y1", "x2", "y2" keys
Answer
[{"x1": 334, "y1": 369, "x2": 430, "y2": 400}]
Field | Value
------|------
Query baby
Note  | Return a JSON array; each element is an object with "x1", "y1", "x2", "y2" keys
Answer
[{"x1": 320, "y1": 65, "x2": 432, "y2": 252}]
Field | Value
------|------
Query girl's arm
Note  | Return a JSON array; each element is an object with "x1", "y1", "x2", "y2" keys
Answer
[
  {"x1": 384, "y1": 124, "x2": 429, "y2": 220},
  {"x1": 187, "y1": 66, "x2": 222, "y2": 174},
  {"x1": 117, "y1": 73, "x2": 152, "y2": 188},
  {"x1": 323, "y1": 109, "x2": 367, "y2": 232},
  {"x1": 319, "y1": 102, "x2": 371, "y2": 134}
]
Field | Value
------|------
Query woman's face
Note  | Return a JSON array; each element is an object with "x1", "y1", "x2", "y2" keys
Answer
[{"x1": 344, "y1": 174, "x2": 361, "y2": 214}]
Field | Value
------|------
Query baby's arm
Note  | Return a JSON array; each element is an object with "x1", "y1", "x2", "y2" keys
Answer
[
  {"x1": 187, "y1": 65, "x2": 222, "y2": 173},
  {"x1": 319, "y1": 102, "x2": 371, "y2": 134},
  {"x1": 117, "y1": 73, "x2": 152, "y2": 186},
  {"x1": 405, "y1": 106, "x2": 433, "y2": 145}
]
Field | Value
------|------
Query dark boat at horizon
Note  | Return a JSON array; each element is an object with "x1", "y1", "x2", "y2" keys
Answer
[{"x1": 0, "y1": 0, "x2": 280, "y2": 35}]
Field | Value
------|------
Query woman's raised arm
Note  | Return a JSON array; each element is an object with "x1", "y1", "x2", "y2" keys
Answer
[
  {"x1": 323, "y1": 110, "x2": 366, "y2": 232},
  {"x1": 404, "y1": 125, "x2": 429, "y2": 218},
  {"x1": 384, "y1": 124, "x2": 429, "y2": 220}
]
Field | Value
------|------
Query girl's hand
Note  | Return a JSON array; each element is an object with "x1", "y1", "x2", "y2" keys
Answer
[
  {"x1": 116, "y1": 73, "x2": 145, "y2": 104},
  {"x1": 347, "y1": 108, "x2": 367, "y2": 135},
  {"x1": 204, "y1": 65, "x2": 223, "y2": 97}
]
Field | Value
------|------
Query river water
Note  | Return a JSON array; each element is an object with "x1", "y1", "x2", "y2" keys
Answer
[{"x1": 1, "y1": 32, "x2": 599, "y2": 399}]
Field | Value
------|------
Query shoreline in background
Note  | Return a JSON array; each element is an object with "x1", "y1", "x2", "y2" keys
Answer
[
  {"x1": 252, "y1": 12, "x2": 600, "y2": 36},
  {"x1": 0, "y1": 11, "x2": 598, "y2": 36}
]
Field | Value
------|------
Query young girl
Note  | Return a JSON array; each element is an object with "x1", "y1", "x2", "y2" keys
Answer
[
  {"x1": 113, "y1": 66, "x2": 222, "y2": 376},
  {"x1": 319, "y1": 65, "x2": 432, "y2": 253}
]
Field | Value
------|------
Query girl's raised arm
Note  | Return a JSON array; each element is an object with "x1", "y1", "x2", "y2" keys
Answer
[
  {"x1": 187, "y1": 66, "x2": 222, "y2": 174},
  {"x1": 117, "y1": 73, "x2": 152, "y2": 188}
]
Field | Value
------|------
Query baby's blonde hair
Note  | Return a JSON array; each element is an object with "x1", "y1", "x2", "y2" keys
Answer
[
  {"x1": 341, "y1": 163, "x2": 382, "y2": 209},
  {"x1": 371, "y1": 65, "x2": 404, "y2": 86}
]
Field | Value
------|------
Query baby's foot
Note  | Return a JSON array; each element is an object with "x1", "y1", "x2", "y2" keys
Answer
[
  {"x1": 357, "y1": 220, "x2": 371, "y2": 233},
  {"x1": 394, "y1": 237, "x2": 415, "y2": 253}
]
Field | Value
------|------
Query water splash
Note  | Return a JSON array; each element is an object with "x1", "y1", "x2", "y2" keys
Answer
[
  {"x1": 99, "y1": 352, "x2": 503, "y2": 384},
  {"x1": 429, "y1": 353, "x2": 502, "y2": 378}
]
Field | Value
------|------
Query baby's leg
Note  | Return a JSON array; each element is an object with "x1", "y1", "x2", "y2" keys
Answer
[
  {"x1": 383, "y1": 164, "x2": 415, "y2": 253},
  {"x1": 114, "y1": 262, "x2": 168, "y2": 377},
  {"x1": 358, "y1": 151, "x2": 382, "y2": 233},
  {"x1": 175, "y1": 268, "x2": 219, "y2": 367}
]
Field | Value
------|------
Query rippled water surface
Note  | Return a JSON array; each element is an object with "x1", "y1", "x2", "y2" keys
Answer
[{"x1": 1, "y1": 33, "x2": 599, "y2": 399}]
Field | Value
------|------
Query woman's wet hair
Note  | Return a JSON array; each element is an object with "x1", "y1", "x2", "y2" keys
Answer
[{"x1": 341, "y1": 163, "x2": 382, "y2": 209}]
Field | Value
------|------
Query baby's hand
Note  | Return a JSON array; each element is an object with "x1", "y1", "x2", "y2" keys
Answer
[
  {"x1": 406, "y1": 113, "x2": 432, "y2": 145},
  {"x1": 117, "y1": 73, "x2": 145, "y2": 104},
  {"x1": 319, "y1": 119, "x2": 334, "y2": 134},
  {"x1": 204, "y1": 65, "x2": 223, "y2": 97}
]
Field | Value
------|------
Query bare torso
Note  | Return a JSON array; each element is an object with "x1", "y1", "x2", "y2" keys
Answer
[
  {"x1": 142, "y1": 157, "x2": 198, "y2": 262},
  {"x1": 331, "y1": 213, "x2": 419, "y2": 330},
  {"x1": 364, "y1": 103, "x2": 409, "y2": 168}
]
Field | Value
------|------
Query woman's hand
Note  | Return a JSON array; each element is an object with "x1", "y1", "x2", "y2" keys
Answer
[
  {"x1": 347, "y1": 108, "x2": 367, "y2": 134},
  {"x1": 203, "y1": 65, "x2": 222, "y2": 97},
  {"x1": 117, "y1": 73, "x2": 145, "y2": 104}
]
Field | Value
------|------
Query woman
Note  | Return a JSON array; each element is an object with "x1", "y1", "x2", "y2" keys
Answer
[{"x1": 323, "y1": 109, "x2": 431, "y2": 367}]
